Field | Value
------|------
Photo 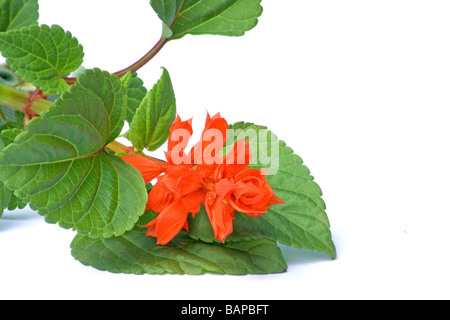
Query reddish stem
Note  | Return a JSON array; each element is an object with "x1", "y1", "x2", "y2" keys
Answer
[
  {"x1": 25, "y1": 88, "x2": 46, "y2": 120},
  {"x1": 113, "y1": 37, "x2": 168, "y2": 78},
  {"x1": 62, "y1": 37, "x2": 169, "y2": 85}
]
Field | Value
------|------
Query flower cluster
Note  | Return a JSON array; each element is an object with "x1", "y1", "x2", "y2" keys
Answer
[{"x1": 121, "y1": 113, "x2": 283, "y2": 245}]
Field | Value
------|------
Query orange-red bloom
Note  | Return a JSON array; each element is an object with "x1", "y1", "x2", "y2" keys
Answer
[
  {"x1": 216, "y1": 168, "x2": 285, "y2": 217},
  {"x1": 122, "y1": 113, "x2": 283, "y2": 245}
]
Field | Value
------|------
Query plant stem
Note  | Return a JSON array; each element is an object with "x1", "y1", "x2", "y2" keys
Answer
[
  {"x1": 63, "y1": 36, "x2": 169, "y2": 85},
  {"x1": 113, "y1": 37, "x2": 169, "y2": 78},
  {"x1": 0, "y1": 83, "x2": 52, "y2": 115},
  {"x1": 107, "y1": 140, "x2": 166, "y2": 166}
]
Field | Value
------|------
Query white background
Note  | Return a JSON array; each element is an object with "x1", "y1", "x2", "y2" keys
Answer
[{"x1": 1, "y1": 0, "x2": 450, "y2": 300}]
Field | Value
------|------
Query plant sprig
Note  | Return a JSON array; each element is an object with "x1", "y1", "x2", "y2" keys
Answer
[{"x1": 0, "y1": 0, "x2": 336, "y2": 275}]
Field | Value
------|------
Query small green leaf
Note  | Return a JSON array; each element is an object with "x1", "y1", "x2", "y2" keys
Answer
[
  {"x1": 228, "y1": 122, "x2": 337, "y2": 259},
  {"x1": 0, "y1": 105, "x2": 24, "y2": 131},
  {"x1": 127, "y1": 67, "x2": 176, "y2": 152},
  {"x1": 150, "y1": 0, "x2": 263, "y2": 40},
  {"x1": 0, "y1": 69, "x2": 147, "y2": 238},
  {"x1": 0, "y1": 127, "x2": 22, "y2": 149},
  {"x1": 0, "y1": 24, "x2": 84, "y2": 94},
  {"x1": 0, "y1": 66, "x2": 19, "y2": 86},
  {"x1": 0, "y1": 0, "x2": 39, "y2": 32},
  {"x1": 121, "y1": 72, "x2": 148, "y2": 124},
  {"x1": 71, "y1": 222, "x2": 287, "y2": 275}
]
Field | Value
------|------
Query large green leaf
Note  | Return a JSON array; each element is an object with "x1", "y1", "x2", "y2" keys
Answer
[
  {"x1": 0, "y1": 69, "x2": 148, "y2": 237},
  {"x1": 0, "y1": 24, "x2": 84, "y2": 94},
  {"x1": 0, "y1": 128, "x2": 26, "y2": 218},
  {"x1": 228, "y1": 122, "x2": 337, "y2": 259},
  {"x1": 127, "y1": 67, "x2": 176, "y2": 152},
  {"x1": 0, "y1": 0, "x2": 39, "y2": 32},
  {"x1": 150, "y1": 0, "x2": 263, "y2": 40},
  {"x1": 71, "y1": 212, "x2": 287, "y2": 275}
]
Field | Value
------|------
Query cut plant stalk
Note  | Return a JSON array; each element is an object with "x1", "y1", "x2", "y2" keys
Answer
[
  {"x1": 0, "y1": 82, "x2": 52, "y2": 115},
  {"x1": 0, "y1": 82, "x2": 166, "y2": 164}
]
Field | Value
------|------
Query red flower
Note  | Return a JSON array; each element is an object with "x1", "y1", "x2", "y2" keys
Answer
[
  {"x1": 216, "y1": 168, "x2": 285, "y2": 217},
  {"x1": 122, "y1": 113, "x2": 283, "y2": 245}
]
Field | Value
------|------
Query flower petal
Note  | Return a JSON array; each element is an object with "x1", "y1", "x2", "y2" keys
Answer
[
  {"x1": 215, "y1": 178, "x2": 236, "y2": 200},
  {"x1": 268, "y1": 195, "x2": 285, "y2": 206},
  {"x1": 204, "y1": 191, "x2": 234, "y2": 242},
  {"x1": 120, "y1": 156, "x2": 165, "y2": 183},
  {"x1": 166, "y1": 115, "x2": 193, "y2": 164},
  {"x1": 229, "y1": 198, "x2": 268, "y2": 217},
  {"x1": 181, "y1": 190, "x2": 203, "y2": 214},
  {"x1": 145, "y1": 199, "x2": 189, "y2": 245},
  {"x1": 221, "y1": 139, "x2": 253, "y2": 179},
  {"x1": 190, "y1": 112, "x2": 229, "y2": 165},
  {"x1": 147, "y1": 182, "x2": 172, "y2": 212},
  {"x1": 177, "y1": 169, "x2": 203, "y2": 195}
]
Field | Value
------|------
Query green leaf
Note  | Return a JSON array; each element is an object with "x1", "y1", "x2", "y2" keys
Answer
[
  {"x1": 0, "y1": 24, "x2": 84, "y2": 94},
  {"x1": 71, "y1": 220, "x2": 287, "y2": 275},
  {"x1": 0, "y1": 182, "x2": 16, "y2": 218},
  {"x1": 0, "y1": 128, "x2": 26, "y2": 218},
  {"x1": 0, "y1": 0, "x2": 39, "y2": 32},
  {"x1": 121, "y1": 72, "x2": 148, "y2": 124},
  {"x1": 0, "y1": 69, "x2": 148, "y2": 238},
  {"x1": 0, "y1": 127, "x2": 22, "y2": 149},
  {"x1": 0, "y1": 106, "x2": 24, "y2": 130},
  {"x1": 0, "y1": 184, "x2": 24, "y2": 217},
  {"x1": 150, "y1": 0, "x2": 263, "y2": 40},
  {"x1": 127, "y1": 67, "x2": 176, "y2": 152},
  {"x1": 0, "y1": 66, "x2": 19, "y2": 86},
  {"x1": 228, "y1": 122, "x2": 337, "y2": 259},
  {"x1": 0, "y1": 178, "x2": 27, "y2": 218}
]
